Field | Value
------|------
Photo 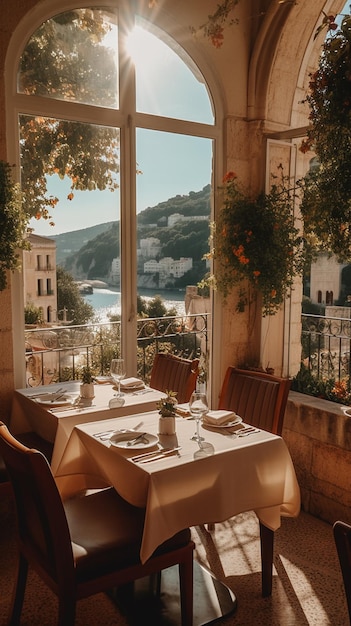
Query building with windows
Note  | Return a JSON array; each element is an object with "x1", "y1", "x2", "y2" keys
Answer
[
  {"x1": 23, "y1": 234, "x2": 57, "y2": 323},
  {"x1": 0, "y1": 0, "x2": 346, "y2": 412}
]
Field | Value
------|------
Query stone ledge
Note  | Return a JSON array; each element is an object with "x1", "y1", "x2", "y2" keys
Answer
[{"x1": 283, "y1": 391, "x2": 351, "y2": 526}]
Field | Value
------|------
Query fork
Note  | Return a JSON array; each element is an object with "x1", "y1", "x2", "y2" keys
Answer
[{"x1": 126, "y1": 432, "x2": 148, "y2": 446}]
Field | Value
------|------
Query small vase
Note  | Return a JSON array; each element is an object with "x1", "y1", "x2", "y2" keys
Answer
[
  {"x1": 158, "y1": 415, "x2": 176, "y2": 435},
  {"x1": 80, "y1": 382, "x2": 95, "y2": 399}
]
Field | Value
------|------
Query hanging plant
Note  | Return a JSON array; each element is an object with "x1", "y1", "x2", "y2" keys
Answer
[
  {"x1": 203, "y1": 168, "x2": 308, "y2": 316},
  {"x1": 300, "y1": 11, "x2": 351, "y2": 260},
  {"x1": 0, "y1": 161, "x2": 30, "y2": 291}
]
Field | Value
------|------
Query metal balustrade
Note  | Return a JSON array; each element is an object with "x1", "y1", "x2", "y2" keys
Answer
[
  {"x1": 301, "y1": 313, "x2": 351, "y2": 385},
  {"x1": 24, "y1": 312, "x2": 210, "y2": 388}
]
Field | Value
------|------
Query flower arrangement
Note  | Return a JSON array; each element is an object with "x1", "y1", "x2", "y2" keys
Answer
[
  {"x1": 205, "y1": 169, "x2": 307, "y2": 316},
  {"x1": 157, "y1": 390, "x2": 177, "y2": 417},
  {"x1": 300, "y1": 11, "x2": 351, "y2": 260}
]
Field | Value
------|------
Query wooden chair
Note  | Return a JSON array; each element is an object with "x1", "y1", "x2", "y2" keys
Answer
[
  {"x1": 150, "y1": 353, "x2": 199, "y2": 403},
  {"x1": 218, "y1": 367, "x2": 291, "y2": 436},
  {"x1": 208, "y1": 367, "x2": 291, "y2": 585},
  {"x1": 333, "y1": 520, "x2": 351, "y2": 623},
  {"x1": 0, "y1": 422, "x2": 194, "y2": 626},
  {"x1": 0, "y1": 452, "x2": 11, "y2": 497}
]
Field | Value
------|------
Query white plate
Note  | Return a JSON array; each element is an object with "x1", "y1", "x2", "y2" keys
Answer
[
  {"x1": 109, "y1": 430, "x2": 159, "y2": 450},
  {"x1": 35, "y1": 394, "x2": 73, "y2": 407},
  {"x1": 203, "y1": 416, "x2": 243, "y2": 428}
]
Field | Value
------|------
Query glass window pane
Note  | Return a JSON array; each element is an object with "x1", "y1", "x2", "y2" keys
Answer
[
  {"x1": 129, "y1": 22, "x2": 214, "y2": 124},
  {"x1": 18, "y1": 8, "x2": 118, "y2": 108},
  {"x1": 21, "y1": 114, "x2": 121, "y2": 326},
  {"x1": 136, "y1": 128, "x2": 212, "y2": 297}
]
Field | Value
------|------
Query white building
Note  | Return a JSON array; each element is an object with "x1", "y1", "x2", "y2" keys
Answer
[
  {"x1": 144, "y1": 256, "x2": 192, "y2": 279},
  {"x1": 139, "y1": 238, "x2": 161, "y2": 258},
  {"x1": 23, "y1": 233, "x2": 57, "y2": 323},
  {"x1": 110, "y1": 257, "x2": 120, "y2": 283},
  {"x1": 310, "y1": 254, "x2": 347, "y2": 306},
  {"x1": 170, "y1": 257, "x2": 193, "y2": 278}
]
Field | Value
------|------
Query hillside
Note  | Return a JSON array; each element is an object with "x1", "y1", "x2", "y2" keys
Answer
[
  {"x1": 48, "y1": 222, "x2": 115, "y2": 266},
  {"x1": 63, "y1": 185, "x2": 211, "y2": 284}
]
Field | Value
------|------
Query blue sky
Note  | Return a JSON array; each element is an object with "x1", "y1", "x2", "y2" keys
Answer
[{"x1": 30, "y1": 26, "x2": 213, "y2": 236}]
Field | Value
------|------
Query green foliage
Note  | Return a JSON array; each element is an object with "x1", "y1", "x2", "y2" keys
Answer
[
  {"x1": 0, "y1": 161, "x2": 30, "y2": 291},
  {"x1": 80, "y1": 365, "x2": 93, "y2": 384},
  {"x1": 19, "y1": 9, "x2": 119, "y2": 221},
  {"x1": 24, "y1": 302, "x2": 42, "y2": 325},
  {"x1": 145, "y1": 295, "x2": 168, "y2": 318},
  {"x1": 291, "y1": 363, "x2": 351, "y2": 405},
  {"x1": 64, "y1": 186, "x2": 210, "y2": 284},
  {"x1": 208, "y1": 169, "x2": 308, "y2": 316},
  {"x1": 56, "y1": 266, "x2": 94, "y2": 324},
  {"x1": 301, "y1": 13, "x2": 351, "y2": 260}
]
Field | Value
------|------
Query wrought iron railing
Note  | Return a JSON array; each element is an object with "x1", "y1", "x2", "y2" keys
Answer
[
  {"x1": 301, "y1": 313, "x2": 351, "y2": 385},
  {"x1": 24, "y1": 312, "x2": 210, "y2": 388}
]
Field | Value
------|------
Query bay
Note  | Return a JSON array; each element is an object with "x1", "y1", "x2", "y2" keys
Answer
[{"x1": 83, "y1": 287, "x2": 186, "y2": 322}]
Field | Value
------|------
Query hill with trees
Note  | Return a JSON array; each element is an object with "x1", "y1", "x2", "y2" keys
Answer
[{"x1": 62, "y1": 185, "x2": 211, "y2": 286}]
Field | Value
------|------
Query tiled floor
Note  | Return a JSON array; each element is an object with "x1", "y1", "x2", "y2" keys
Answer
[{"x1": 0, "y1": 496, "x2": 348, "y2": 625}]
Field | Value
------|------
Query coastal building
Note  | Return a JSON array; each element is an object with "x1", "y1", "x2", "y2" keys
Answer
[{"x1": 23, "y1": 233, "x2": 57, "y2": 323}]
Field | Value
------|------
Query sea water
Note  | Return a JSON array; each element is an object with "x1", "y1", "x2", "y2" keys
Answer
[{"x1": 83, "y1": 287, "x2": 186, "y2": 322}]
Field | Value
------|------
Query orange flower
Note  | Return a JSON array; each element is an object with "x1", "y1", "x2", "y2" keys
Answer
[
  {"x1": 233, "y1": 244, "x2": 244, "y2": 257},
  {"x1": 223, "y1": 171, "x2": 237, "y2": 183},
  {"x1": 253, "y1": 270, "x2": 260, "y2": 277},
  {"x1": 239, "y1": 256, "x2": 249, "y2": 265}
]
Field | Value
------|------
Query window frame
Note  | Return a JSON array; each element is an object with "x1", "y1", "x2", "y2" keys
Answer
[{"x1": 6, "y1": 0, "x2": 224, "y2": 404}]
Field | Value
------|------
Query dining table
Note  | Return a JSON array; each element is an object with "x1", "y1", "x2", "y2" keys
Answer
[
  {"x1": 53, "y1": 409, "x2": 301, "y2": 607},
  {"x1": 10, "y1": 380, "x2": 166, "y2": 473}
]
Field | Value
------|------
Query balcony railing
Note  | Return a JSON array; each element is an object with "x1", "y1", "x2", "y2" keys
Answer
[
  {"x1": 24, "y1": 312, "x2": 210, "y2": 388},
  {"x1": 301, "y1": 312, "x2": 351, "y2": 385}
]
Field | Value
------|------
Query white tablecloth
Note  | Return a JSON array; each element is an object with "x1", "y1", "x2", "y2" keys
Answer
[
  {"x1": 53, "y1": 411, "x2": 301, "y2": 563},
  {"x1": 10, "y1": 382, "x2": 165, "y2": 472}
]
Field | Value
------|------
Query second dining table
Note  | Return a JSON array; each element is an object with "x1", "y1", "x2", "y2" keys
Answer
[
  {"x1": 10, "y1": 380, "x2": 166, "y2": 472},
  {"x1": 53, "y1": 409, "x2": 301, "y2": 597}
]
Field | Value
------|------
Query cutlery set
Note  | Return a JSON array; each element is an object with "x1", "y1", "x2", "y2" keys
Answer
[{"x1": 131, "y1": 446, "x2": 182, "y2": 463}]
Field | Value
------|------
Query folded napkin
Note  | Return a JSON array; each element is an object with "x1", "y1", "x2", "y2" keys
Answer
[
  {"x1": 120, "y1": 377, "x2": 144, "y2": 389},
  {"x1": 203, "y1": 410, "x2": 238, "y2": 425},
  {"x1": 176, "y1": 403, "x2": 191, "y2": 417}
]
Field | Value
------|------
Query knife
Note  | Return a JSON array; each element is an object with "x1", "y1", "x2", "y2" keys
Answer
[{"x1": 132, "y1": 446, "x2": 181, "y2": 463}]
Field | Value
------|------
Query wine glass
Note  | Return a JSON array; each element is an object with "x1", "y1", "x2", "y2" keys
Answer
[
  {"x1": 110, "y1": 358, "x2": 126, "y2": 397},
  {"x1": 189, "y1": 391, "x2": 208, "y2": 442}
]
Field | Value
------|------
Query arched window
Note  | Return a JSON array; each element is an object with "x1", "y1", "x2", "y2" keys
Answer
[{"x1": 8, "y1": 3, "x2": 219, "y2": 385}]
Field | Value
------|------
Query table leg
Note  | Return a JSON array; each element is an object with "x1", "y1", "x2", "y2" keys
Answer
[{"x1": 259, "y1": 522, "x2": 274, "y2": 597}]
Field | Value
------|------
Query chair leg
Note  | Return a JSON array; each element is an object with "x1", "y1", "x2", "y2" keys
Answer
[
  {"x1": 10, "y1": 552, "x2": 28, "y2": 625},
  {"x1": 179, "y1": 555, "x2": 194, "y2": 626},
  {"x1": 259, "y1": 522, "x2": 274, "y2": 597},
  {"x1": 57, "y1": 595, "x2": 76, "y2": 626}
]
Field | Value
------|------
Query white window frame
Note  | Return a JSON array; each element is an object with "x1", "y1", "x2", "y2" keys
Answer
[{"x1": 6, "y1": 0, "x2": 224, "y2": 404}]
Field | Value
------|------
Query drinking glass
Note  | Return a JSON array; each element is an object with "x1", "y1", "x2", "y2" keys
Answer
[
  {"x1": 189, "y1": 391, "x2": 208, "y2": 442},
  {"x1": 110, "y1": 358, "x2": 126, "y2": 397}
]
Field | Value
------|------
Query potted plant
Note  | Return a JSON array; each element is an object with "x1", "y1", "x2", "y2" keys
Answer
[
  {"x1": 157, "y1": 390, "x2": 177, "y2": 435},
  {"x1": 205, "y1": 169, "x2": 308, "y2": 316},
  {"x1": 0, "y1": 160, "x2": 30, "y2": 291},
  {"x1": 80, "y1": 365, "x2": 95, "y2": 399}
]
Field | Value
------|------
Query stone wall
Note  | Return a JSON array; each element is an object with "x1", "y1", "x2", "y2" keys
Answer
[{"x1": 283, "y1": 391, "x2": 351, "y2": 526}]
